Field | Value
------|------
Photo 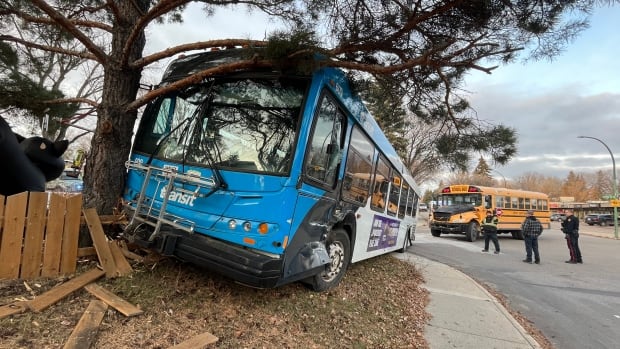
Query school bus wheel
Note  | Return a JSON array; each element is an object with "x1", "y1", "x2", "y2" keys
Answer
[{"x1": 466, "y1": 221, "x2": 480, "y2": 242}]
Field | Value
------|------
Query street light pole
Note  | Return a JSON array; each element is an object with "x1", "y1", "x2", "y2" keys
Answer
[{"x1": 578, "y1": 136, "x2": 618, "y2": 239}]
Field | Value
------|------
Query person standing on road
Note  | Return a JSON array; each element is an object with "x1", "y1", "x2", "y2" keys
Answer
[
  {"x1": 481, "y1": 210, "x2": 500, "y2": 254},
  {"x1": 521, "y1": 210, "x2": 543, "y2": 264},
  {"x1": 561, "y1": 209, "x2": 583, "y2": 264}
]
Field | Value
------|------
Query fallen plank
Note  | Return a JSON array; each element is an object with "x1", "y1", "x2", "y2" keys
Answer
[
  {"x1": 27, "y1": 268, "x2": 106, "y2": 313},
  {"x1": 77, "y1": 247, "x2": 97, "y2": 257},
  {"x1": 80, "y1": 215, "x2": 128, "y2": 226},
  {"x1": 63, "y1": 300, "x2": 108, "y2": 349},
  {"x1": 168, "y1": 332, "x2": 219, "y2": 349},
  {"x1": 108, "y1": 241, "x2": 133, "y2": 276},
  {"x1": 0, "y1": 302, "x2": 27, "y2": 320},
  {"x1": 118, "y1": 241, "x2": 145, "y2": 263},
  {"x1": 83, "y1": 208, "x2": 118, "y2": 278},
  {"x1": 84, "y1": 283, "x2": 143, "y2": 317}
]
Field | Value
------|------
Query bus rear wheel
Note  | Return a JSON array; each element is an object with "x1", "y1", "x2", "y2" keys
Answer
[
  {"x1": 466, "y1": 221, "x2": 480, "y2": 242},
  {"x1": 512, "y1": 230, "x2": 524, "y2": 240},
  {"x1": 431, "y1": 229, "x2": 441, "y2": 237},
  {"x1": 307, "y1": 228, "x2": 351, "y2": 292}
]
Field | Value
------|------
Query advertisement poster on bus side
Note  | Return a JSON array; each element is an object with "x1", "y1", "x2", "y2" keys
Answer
[{"x1": 367, "y1": 215, "x2": 400, "y2": 252}]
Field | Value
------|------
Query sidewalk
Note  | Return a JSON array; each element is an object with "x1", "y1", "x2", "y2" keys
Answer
[{"x1": 393, "y1": 252, "x2": 541, "y2": 349}]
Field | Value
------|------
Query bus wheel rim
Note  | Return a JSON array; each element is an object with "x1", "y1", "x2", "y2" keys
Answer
[{"x1": 323, "y1": 241, "x2": 345, "y2": 282}]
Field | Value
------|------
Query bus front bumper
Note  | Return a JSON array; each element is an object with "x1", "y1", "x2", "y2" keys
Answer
[
  {"x1": 430, "y1": 222, "x2": 468, "y2": 233},
  {"x1": 138, "y1": 229, "x2": 284, "y2": 289}
]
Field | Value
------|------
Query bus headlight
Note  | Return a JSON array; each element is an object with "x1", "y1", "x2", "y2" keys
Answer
[
  {"x1": 228, "y1": 219, "x2": 237, "y2": 230},
  {"x1": 243, "y1": 221, "x2": 252, "y2": 232}
]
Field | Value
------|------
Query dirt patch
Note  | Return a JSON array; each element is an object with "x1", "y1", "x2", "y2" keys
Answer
[{"x1": 0, "y1": 253, "x2": 430, "y2": 348}]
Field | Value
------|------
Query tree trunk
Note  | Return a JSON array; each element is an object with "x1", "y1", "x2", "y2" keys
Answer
[{"x1": 82, "y1": 2, "x2": 147, "y2": 214}]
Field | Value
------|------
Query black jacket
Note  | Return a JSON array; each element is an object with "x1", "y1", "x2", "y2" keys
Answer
[{"x1": 561, "y1": 215, "x2": 579, "y2": 234}]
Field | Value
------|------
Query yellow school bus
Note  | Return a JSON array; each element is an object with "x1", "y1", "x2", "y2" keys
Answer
[{"x1": 429, "y1": 184, "x2": 550, "y2": 241}]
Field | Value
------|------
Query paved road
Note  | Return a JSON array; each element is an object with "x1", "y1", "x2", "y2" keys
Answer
[{"x1": 411, "y1": 219, "x2": 620, "y2": 349}]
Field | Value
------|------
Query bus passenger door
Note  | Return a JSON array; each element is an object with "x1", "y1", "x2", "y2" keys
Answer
[{"x1": 285, "y1": 93, "x2": 345, "y2": 278}]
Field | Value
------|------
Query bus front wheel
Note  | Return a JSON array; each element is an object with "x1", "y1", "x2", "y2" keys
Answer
[
  {"x1": 431, "y1": 229, "x2": 441, "y2": 237},
  {"x1": 466, "y1": 221, "x2": 480, "y2": 242},
  {"x1": 307, "y1": 228, "x2": 351, "y2": 292}
]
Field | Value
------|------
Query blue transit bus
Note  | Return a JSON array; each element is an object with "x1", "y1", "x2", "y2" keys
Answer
[{"x1": 122, "y1": 48, "x2": 420, "y2": 291}]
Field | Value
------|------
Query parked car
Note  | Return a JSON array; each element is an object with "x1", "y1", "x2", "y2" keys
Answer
[
  {"x1": 419, "y1": 203, "x2": 428, "y2": 212},
  {"x1": 550, "y1": 213, "x2": 567, "y2": 221},
  {"x1": 584, "y1": 214, "x2": 614, "y2": 226},
  {"x1": 46, "y1": 169, "x2": 83, "y2": 193}
]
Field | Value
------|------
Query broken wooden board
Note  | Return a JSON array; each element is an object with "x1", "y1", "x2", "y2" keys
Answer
[
  {"x1": 27, "y1": 268, "x2": 106, "y2": 313},
  {"x1": 84, "y1": 283, "x2": 143, "y2": 317},
  {"x1": 168, "y1": 332, "x2": 219, "y2": 349},
  {"x1": 0, "y1": 302, "x2": 27, "y2": 320},
  {"x1": 108, "y1": 240, "x2": 133, "y2": 276},
  {"x1": 77, "y1": 247, "x2": 97, "y2": 257},
  {"x1": 83, "y1": 208, "x2": 117, "y2": 278},
  {"x1": 62, "y1": 300, "x2": 108, "y2": 349},
  {"x1": 118, "y1": 240, "x2": 145, "y2": 263}
]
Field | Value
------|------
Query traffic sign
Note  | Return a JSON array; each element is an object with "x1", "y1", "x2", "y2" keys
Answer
[
  {"x1": 495, "y1": 208, "x2": 503, "y2": 216},
  {"x1": 610, "y1": 199, "x2": 620, "y2": 207}
]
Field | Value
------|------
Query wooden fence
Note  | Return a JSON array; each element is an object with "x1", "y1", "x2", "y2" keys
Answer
[{"x1": 0, "y1": 191, "x2": 82, "y2": 280}]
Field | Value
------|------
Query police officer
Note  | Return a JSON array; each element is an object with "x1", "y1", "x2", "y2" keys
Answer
[
  {"x1": 561, "y1": 209, "x2": 582, "y2": 264},
  {"x1": 481, "y1": 210, "x2": 500, "y2": 254}
]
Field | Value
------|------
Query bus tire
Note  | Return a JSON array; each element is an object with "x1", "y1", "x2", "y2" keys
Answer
[
  {"x1": 398, "y1": 226, "x2": 415, "y2": 253},
  {"x1": 512, "y1": 230, "x2": 524, "y2": 240},
  {"x1": 431, "y1": 229, "x2": 441, "y2": 237},
  {"x1": 307, "y1": 228, "x2": 351, "y2": 292},
  {"x1": 466, "y1": 221, "x2": 479, "y2": 242}
]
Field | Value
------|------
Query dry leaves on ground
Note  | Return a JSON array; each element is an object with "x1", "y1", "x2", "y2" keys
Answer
[{"x1": 0, "y1": 253, "x2": 430, "y2": 349}]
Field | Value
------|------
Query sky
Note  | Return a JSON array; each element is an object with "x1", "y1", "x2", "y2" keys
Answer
[{"x1": 144, "y1": 3, "x2": 620, "y2": 189}]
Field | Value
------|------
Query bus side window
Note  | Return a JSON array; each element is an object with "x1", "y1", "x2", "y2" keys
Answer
[
  {"x1": 485, "y1": 195, "x2": 492, "y2": 209},
  {"x1": 305, "y1": 94, "x2": 344, "y2": 186},
  {"x1": 370, "y1": 156, "x2": 390, "y2": 213},
  {"x1": 342, "y1": 126, "x2": 374, "y2": 204},
  {"x1": 387, "y1": 174, "x2": 401, "y2": 216}
]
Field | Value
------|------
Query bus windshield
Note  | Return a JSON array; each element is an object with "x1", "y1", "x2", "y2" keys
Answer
[
  {"x1": 133, "y1": 76, "x2": 308, "y2": 175},
  {"x1": 437, "y1": 193, "x2": 482, "y2": 207}
]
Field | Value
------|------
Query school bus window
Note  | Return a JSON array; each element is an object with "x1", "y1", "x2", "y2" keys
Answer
[
  {"x1": 518, "y1": 197, "x2": 525, "y2": 209},
  {"x1": 524, "y1": 198, "x2": 531, "y2": 209},
  {"x1": 531, "y1": 199, "x2": 538, "y2": 210},
  {"x1": 511, "y1": 197, "x2": 518, "y2": 209},
  {"x1": 540, "y1": 199, "x2": 548, "y2": 210},
  {"x1": 495, "y1": 195, "x2": 504, "y2": 209},
  {"x1": 371, "y1": 156, "x2": 390, "y2": 212}
]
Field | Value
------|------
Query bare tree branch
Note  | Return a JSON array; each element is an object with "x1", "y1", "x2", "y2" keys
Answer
[{"x1": 29, "y1": 0, "x2": 108, "y2": 63}]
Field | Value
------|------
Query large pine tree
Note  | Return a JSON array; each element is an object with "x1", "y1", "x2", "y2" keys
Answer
[{"x1": 0, "y1": 0, "x2": 606, "y2": 213}]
